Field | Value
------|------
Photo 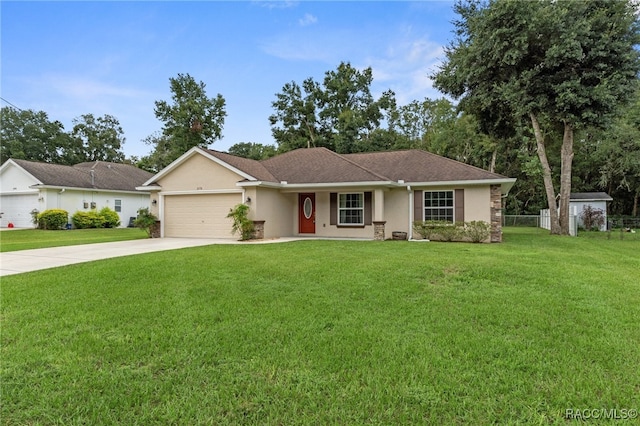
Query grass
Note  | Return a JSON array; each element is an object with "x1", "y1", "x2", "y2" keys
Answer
[
  {"x1": 2, "y1": 228, "x2": 639, "y2": 424},
  {"x1": 0, "y1": 228, "x2": 148, "y2": 252}
]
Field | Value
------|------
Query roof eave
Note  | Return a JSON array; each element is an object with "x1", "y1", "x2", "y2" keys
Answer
[
  {"x1": 408, "y1": 178, "x2": 517, "y2": 194},
  {"x1": 30, "y1": 184, "x2": 150, "y2": 194}
]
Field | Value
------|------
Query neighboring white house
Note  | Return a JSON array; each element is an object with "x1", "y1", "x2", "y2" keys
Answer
[
  {"x1": 571, "y1": 192, "x2": 613, "y2": 231},
  {"x1": 0, "y1": 159, "x2": 154, "y2": 228}
]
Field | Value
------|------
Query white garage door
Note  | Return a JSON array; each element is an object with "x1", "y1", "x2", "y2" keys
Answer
[
  {"x1": 164, "y1": 193, "x2": 241, "y2": 238},
  {"x1": 0, "y1": 194, "x2": 39, "y2": 228}
]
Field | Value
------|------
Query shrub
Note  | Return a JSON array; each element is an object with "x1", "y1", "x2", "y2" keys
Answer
[
  {"x1": 71, "y1": 210, "x2": 104, "y2": 229},
  {"x1": 133, "y1": 208, "x2": 158, "y2": 238},
  {"x1": 580, "y1": 205, "x2": 605, "y2": 231},
  {"x1": 99, "y1": 207, "x2": 121, "y2": 228},
  {"x1": 464, "y1": 221, "x2": 491, "y2": 243},
  {"x1": 30, "y1": 209, "x2": 39, "y2": 227},
  {"x1": 413, "y1": 220, "x2": 447, "y2": 240},
  {"x1": 413, "y1": 220, "x2": 463, "y2": 241},
  {"x1": 413, "y1": 220, "x2": 491, "y2": 243},
  {"x1": 227, "y1": 204, "x2": 254, "y2": 241},
  {"x1": 37, "y1": 209, "x2": 68, "y2": 230}
]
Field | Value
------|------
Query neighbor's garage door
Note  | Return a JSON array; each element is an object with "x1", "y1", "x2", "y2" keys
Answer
[
  {"x1": 0, "y1": 194, "x2": 39, "y2": 228},
  {"x1": 163, "y1": 193, "x2": 241, "y2": 238}
]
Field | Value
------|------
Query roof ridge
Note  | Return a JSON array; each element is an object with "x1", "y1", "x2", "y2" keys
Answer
[{"x1": 322, "y1": 148, "x2": 393, "y2": 181}]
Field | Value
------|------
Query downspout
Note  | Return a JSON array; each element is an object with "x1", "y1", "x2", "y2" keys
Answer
[{"x1": 407, "y1": 185, "x2": 413, "y2": 240}]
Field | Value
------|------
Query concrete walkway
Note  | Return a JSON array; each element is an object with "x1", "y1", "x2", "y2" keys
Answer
[{"x1": 0, "y1": 237, "x2": 299, "y2": 277}]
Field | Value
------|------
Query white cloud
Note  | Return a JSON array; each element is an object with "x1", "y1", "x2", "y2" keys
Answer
[
  {"x1": 252, "y1": 0, "x2": 298, "y2": 10},
  {"x1": 298, "y1": 13, "x2": 317, "y2": 26}
]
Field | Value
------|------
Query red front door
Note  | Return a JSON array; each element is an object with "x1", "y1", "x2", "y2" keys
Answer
[{"x1": 298, "y1": 193, "x2": 315, "y2": 234}]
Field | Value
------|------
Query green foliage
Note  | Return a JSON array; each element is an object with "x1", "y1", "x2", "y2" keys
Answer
[
  {"x1": 0, "y1": 107, "x2": 80, "y2": 164},
  {"x1": 98, "y1": 207, "x2": 121, "y2": 228},
  {"x1": 30, "y1": 209, "x2": 39, "y2": 226},
  {"x1": 432, "y1": 0, "x2": 640, "y2": 233},
  {"x1": 71, "y1": 207, "x2": 120, "y2": 229},
  {"x1": 226, "y1": 204, "x2": 254, "y2": 241},
  {"x1": 71, "y1": 114, "x2": 125, "y2": 162},
  {"x1": 133, "y1": 208, "x2": 158, "y2": 237},
  {"x1": 464, "y1": 220, "x2": 491, "y2": 243},
  {"x1": 71, "y1": 210, "x2": 104, "y2": 229},
  {"x1": 227, "y1": 142, "x2": 277, "y2": 160},
  {"x1": 147, "y1": 73, "x2": 227, "y2": 170},
  {"x1": 36, "y1": 209, "x2": 68, "y2": 230},
  {"x1": 413, "y1": 220, "x2": 491, "y2": 243},
  {"x1": 269, "y1": 62, "x2": 396, "y2": 153}
]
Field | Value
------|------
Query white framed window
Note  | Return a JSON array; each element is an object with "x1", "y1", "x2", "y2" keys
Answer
[
  {"x1": 114, "y1": 199, "x2": 122, "y2": 213},
  {"x1": 424, "y1": 191, "x2": 454, "y2": 222},
  {"x1": 338, "y1": 192, "x2": 364, "y2": 225}
]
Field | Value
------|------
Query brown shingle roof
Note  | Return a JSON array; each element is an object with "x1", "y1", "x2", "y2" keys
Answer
[
  {"x1": 344, "y1": 150, "x2": 508, "y2": 182},
  {"x1": 204, "y1": 150, "x2": 278, "y2": 182},
  {"x1": 260, "y1": 148, "x2": 388, "y2": 183},
  {"x1": 13, "y1": 159, "x2": 154, "y2": 191}
]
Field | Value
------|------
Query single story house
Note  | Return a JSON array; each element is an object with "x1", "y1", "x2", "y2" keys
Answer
[
  {"x1": 571, "y1": 192, "x2": 612, "y2": 231},
  {"x1": 0, "y1": 159, "x2": 154, "y2": 228},
  {"x1": 138, "y1": 147, "x2": 516, "y2": 242}
]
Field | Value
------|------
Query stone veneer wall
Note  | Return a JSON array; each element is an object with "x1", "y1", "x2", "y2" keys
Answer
[
  {"x1": 490, "y1": 185, "x2": 502, "y2": 243},
  {"x1": 373, "y1": 221, "x2": 386, "y2": 241},
  {"x1": 151, "y1": 220, "x2": 161, "y2": 239},
  {"x1": 252, "y1": 220, "x2": 265, "y2": 240}
]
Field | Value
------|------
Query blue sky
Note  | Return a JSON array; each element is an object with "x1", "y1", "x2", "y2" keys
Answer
[{"x1": 1, "y1": 1, "x2": 456, "y2": 159}]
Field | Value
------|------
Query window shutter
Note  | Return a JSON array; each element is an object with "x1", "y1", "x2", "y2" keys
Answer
[
  {"x1": 364, "y1": 192, "x2": 372, "y2": 225},
  {"x1": 330, "y1": 193, "x2": 337, "y2": 225},
  {"x1": 455, "y1": 189, "x2": 464, "y2": 222},
  {"x1": 413, "y1": 190, "x2": 423, "y2": 222}
]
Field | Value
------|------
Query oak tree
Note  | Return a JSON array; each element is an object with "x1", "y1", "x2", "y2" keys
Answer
[{"x1": 433, "y1": 0, "x2": 640, "y2": 234}]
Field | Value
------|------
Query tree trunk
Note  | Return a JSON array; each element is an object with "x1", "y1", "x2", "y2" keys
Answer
[
  {"x1": 490, "y1": 147, "x2": 497, "y2": 174},
  {"x1": 530, "y1": 113, "x2": 561, "y2": 234},
  {"x1": 633, "y1": 190, "x2": 639, "y2": 217},
  {"x1": 558, "y1": 122, "x2": 574, "y2": 235}
]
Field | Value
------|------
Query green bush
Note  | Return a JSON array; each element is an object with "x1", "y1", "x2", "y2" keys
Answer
[
  {"x1": 72, "y1": 207, "x2": 121, "y2": 229},
  {"x1": 413, "y1": 220, "x2": 491, "y2": 243},
  {"x1": 227, "y1": 204, "x2": 254, "y2": 241},
  {"x1": 99, "y1": 207, "x2": 121, "y2": 228},
  {"x1": 71, "y1": 210, "x2": 104, "y2": 229},
  {"x1": 37, "y1": 209, "x2": 68, "y2": 230},
  {"x1": 133, "y1": 208, "x2": 158, "y2": 237},
  {"x1": 464, "y1": 221, "x2": 491, "y2": 243},
  {"x1": 413, "y1": 220, "x2": 463, "y2": 241}
]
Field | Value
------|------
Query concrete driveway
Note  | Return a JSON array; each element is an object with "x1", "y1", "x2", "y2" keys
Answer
[{"x1": 0, "y1": 237, "x2": 297, "y2": 277}]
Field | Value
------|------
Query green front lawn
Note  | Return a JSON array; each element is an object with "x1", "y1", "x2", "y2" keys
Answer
[
  {"x1": 2, "y1": 228, "x2": 639, "y2": 424},
  {"x1": 0, "y1": 228, "x2": 148, "y2": 252}
]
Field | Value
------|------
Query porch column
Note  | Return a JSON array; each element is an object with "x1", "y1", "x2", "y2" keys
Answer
[
  {"x1": 372, "y1": 221, "x2": 386, "y2": 241},
  {"x1": 490, "y1": 185, "x2": 502, "y2": 243},
  {"x1": 252, "y1": 220, "x2": 265, "y2": 240},
  {"x1": 374, "y1": 189, "x2": 385, "y2": 221}
]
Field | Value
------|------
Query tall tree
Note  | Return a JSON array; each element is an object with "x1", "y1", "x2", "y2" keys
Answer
[
  {"x1": 152, "y1": 73, "x2": 226, "y2": 168},
  {"x1": 0, "y1": 107, "x2": 78, "y2": 164},
  {"x1": 269, "y1": 79, "x2": 325, "y2": 151},
  {"x1": 227, "y1": 142, "x2": 277, "y2": 160},
  {"x1": 270, "y1": 62, "x2": 396, "y2": 153},
  {"x1": 71, "y1": 113, "x2": 125, "y2": 162},
  {"x1": 433, "y1": 0, "x2": 640, "y2": 234},
  {"x1": 594, "y1": 87, "x2": 640, "y2": 216}
]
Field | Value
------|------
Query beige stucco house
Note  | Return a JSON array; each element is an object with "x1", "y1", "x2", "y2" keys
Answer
[{"x1": 138, "y1": 146, "x2": 516, "y2": 242}]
